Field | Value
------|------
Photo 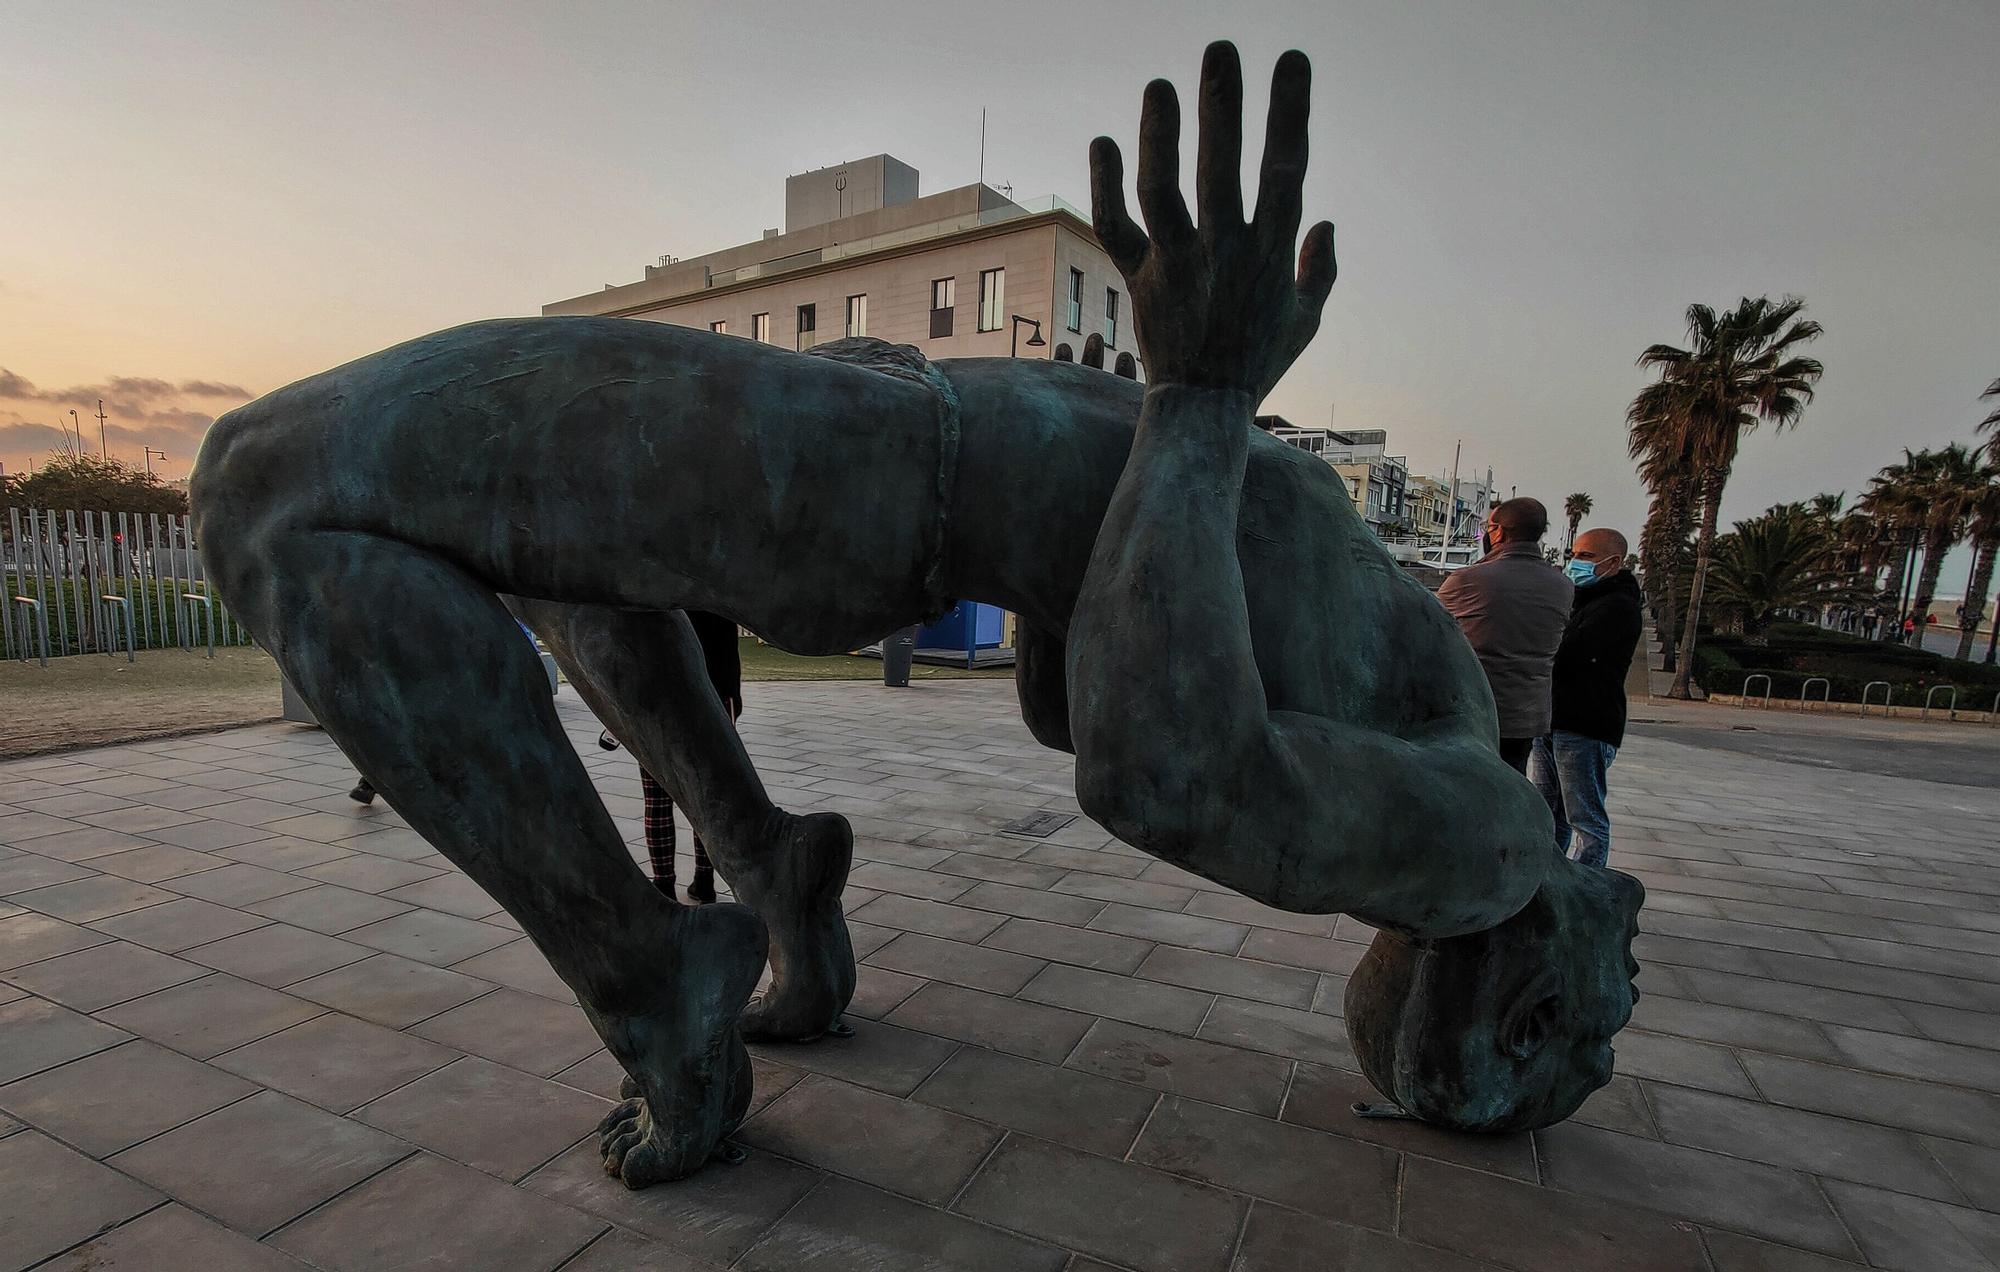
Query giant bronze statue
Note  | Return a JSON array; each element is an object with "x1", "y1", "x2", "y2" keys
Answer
[{"x1": 193, "y1": 43, "x2": 1643, "y2": 1187}]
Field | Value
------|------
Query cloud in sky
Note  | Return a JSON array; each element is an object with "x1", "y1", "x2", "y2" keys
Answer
[{"x1": 0, "y1": 368, "x2": 253, "y2": 474}]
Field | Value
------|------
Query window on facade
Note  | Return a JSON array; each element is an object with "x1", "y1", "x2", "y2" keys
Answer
[
  {"x1": 977, "y1": 268, "x2": 1004, "y2": 332},
  {"x1": 1066, "y1": 268, "x2": 1083, "y2": 332},
  {"x1": 930, "y1": 277, "x2": 955, "y2": 338},
  {"x1": 845, "y1": 294, "x2": 868, "y2": 338},
  {"x1": 709, "y1": 320, "x2": 728, "y2": 335},
  {"x1": 796, "y1": 304, "x2": 817, "y2": 351},
  {"x1": 751, "y1": 312, "x2": 770, "y2": 343},
  {"x1": 1105, "y1": 288, "x2": 1120, "y2": 347}
]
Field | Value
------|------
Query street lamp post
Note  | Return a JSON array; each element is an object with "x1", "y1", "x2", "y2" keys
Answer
[
  {"x1": 1009, "y1": 315, "x2": 1046, "y2": 358},
  {"x1": 144, "y1": 447, "x2": 168, "y2": 477},
  {"x1": 68, "y1": 409, "x2": 82, "y2": 454}
]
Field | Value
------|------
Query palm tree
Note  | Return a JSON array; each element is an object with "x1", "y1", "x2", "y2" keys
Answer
[
  {"x1": 1956, "y1": 478, "x2": 2000, "y2": 662},
  {"x1": 1901, "y1": 445, "x2": 1988, "y2": 640},
  {"x1": 1979, "y1": 377, "x2": 2000, "y2": 465},
  {"x1": 1628, "y1": 296, "x2": 1825, "y2": 697},
  {"x1": 1563, "y1": 492, "x2": 1593, "y2": 551},
  {"x1": 1706, "y1": 505, "x2": 1864, "y2": 643},
  {"x1": 1637, "y1": 479, "x2": 1697, "y2": 669},
  {"x1": 1630, "y1": 401, "x2": 1700, "y2": 671},
  {"x1": 1858, "y1": 454, "x2": 1926, "y2": 632}
]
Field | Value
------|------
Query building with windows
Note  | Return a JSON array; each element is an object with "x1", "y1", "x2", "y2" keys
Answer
[
  {"x1": 1404, "y1": 474, "x2": 1453, "y2": 544},
  {"x1": 544, "y1": 155, "x2": 1134, "y2": 371},
  {"x1": 1262, "y1": 423, "x2": 1410, "y2": 534}
]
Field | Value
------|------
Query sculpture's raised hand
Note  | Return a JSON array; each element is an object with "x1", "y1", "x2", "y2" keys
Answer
[{"x1": 1090, "y1": 42, "x2": 1336, "y2": 402}]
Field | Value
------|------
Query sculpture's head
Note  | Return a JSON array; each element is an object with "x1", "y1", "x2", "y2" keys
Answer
[{"x1": 1344, "y1": 857, "x2": 1644, "y2": 1133}]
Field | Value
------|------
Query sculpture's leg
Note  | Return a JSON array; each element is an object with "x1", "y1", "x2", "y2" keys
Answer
[
  {"x1": 516, "y1": 600, "x2": 856, "y2": 1043},
  {"x1": 237, "y1": 534, "x2": 764, "y2": 1186}
]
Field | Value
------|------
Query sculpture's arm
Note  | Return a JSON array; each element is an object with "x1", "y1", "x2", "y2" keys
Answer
[{"x1": 1066, "y1": 44, "x2": 1548, "y2": 937}]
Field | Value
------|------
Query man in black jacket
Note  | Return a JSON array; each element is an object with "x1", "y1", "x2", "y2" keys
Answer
[{"x1": 1531, "y1": 528, "x2": 1644, "y2": 868}]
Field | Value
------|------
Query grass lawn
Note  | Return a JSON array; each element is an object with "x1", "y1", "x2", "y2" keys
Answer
[
  {"x1": 0, "y1": 636, "x2": 1011, "y2": 759},
  {"x1": 1, "y1": 646, "x2": 283, "y2": 758}
]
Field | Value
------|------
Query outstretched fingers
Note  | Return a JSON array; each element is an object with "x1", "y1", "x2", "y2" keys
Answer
[
  {"x1": 1137, "y1": 79, "x2": 1196, "y2": 256},
  {"x1": 1089, "y1": 136, "x2": 1148, "y2": 275},
  {"x1": 1297, "y1": 220, "x2": 1337, "y2": 316},
  {"x1": 1195, "y1": 41, "x2": 1244, "y2": 235},
  {"x1": 1278, "y1": 220, "x2": 1338, "y2": 372},
  {"x1": 1252, "y1": 49, "x2": 1312, "y2": 255}
]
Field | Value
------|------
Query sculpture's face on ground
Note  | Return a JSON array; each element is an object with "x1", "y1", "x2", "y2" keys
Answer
[{"x1": 1345, "y1": 859, "x2": 1645, "y2": 1133}]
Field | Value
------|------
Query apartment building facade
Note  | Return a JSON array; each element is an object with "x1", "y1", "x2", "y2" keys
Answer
[
  {"x1": 544, "y1": 156, "x2": 1135, "y2": 372},
  {"x1": 1264, "y1": 424, "x2": 1411, "y2": 534}
]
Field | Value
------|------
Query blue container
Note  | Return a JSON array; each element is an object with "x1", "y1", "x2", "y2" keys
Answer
[{"x1": 918, "y1": 602, "x2": 1004, "y2": 651}]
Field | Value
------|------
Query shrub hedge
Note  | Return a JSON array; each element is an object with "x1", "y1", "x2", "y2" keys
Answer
[{"x1": 1695, "y1": 623, "x2": 2000, "y2": 708}]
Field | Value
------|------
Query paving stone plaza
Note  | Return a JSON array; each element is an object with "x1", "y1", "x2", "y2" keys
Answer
[{"x1": 2, "y1": 678, "x2": 1997, "y2": 1271}]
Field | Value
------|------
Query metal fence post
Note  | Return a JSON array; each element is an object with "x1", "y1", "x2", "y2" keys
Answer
[
  {"x1": 1859, "y1": 681, "x2": 1892, "y2": 717},
  {"x1": 184, "y1": 592, "x2": 215, "y2": 658},
  {"x1": 100, "y1": 594, "x2": 136, "y2": 663},
  {"x1": 1922, "y1": 685, "x2": 1959, "y2": 721},
  {"x1": 11, "y1": 596, "x2": 48, "y2": 667}
]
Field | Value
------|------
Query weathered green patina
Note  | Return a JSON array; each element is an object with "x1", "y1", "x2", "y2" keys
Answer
[{"x1": 192, "y1": 42, "x2": 1642, "y2": 1186}]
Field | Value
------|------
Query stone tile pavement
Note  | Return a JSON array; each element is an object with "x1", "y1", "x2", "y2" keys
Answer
[{"x1": 2, "y1": 679, "x2": 1998, "y2": 1271}]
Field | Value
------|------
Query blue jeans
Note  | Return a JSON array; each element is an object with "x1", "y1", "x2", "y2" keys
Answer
[{"x1": 1530, "y1": 732, "x2": 1618, "y2": 868}]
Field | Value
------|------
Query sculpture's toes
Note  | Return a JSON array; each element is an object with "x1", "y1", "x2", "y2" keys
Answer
[{"x1": 597, "y1": 1099, "x2": 650, "y2": 1183}]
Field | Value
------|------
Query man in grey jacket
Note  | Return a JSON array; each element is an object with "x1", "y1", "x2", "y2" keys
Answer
[{"x1": 1437, "y1": 497, "x2": 1574, "y2": 772}]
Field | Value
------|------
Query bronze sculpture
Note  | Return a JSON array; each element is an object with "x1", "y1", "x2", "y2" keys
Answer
[{"x1": 192, "y1": 42, "x2": 1642, "y2": 1187}]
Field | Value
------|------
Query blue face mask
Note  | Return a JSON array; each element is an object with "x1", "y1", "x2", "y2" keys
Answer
[{"x1": 1565, "y1": 557, "x2": 1601, "y2": 587}]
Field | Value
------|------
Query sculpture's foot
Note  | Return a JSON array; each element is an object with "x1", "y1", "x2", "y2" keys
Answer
[
  {"x1": 589, "y1": 902, "x2": 764, "y2": 1187},
  {"x1": 735, "y1": 811, "x2": 857, "y2": 1043}
]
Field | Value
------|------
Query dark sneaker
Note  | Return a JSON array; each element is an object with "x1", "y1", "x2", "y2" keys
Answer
[
  {"x1": 598, "y1": 730, "x2": 620, "y2": 752},
  {"x1": 348, "y1": 782, "x2": 376, "y2": 806}
]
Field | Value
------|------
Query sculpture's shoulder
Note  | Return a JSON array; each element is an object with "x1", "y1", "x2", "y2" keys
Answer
[{"x1": 806, "y1": 337, "x2": 937, "y2": 388}]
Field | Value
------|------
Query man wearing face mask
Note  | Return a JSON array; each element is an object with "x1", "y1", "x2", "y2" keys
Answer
[
  {"x1": 1532, "y1": 528, "x2": 1644, "y2": 868},
  {"x1": 1437, "y1": 497, "x2": 1574, "y2": 773}
]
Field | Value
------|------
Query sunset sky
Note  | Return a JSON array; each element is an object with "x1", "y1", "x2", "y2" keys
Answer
[{"x1": 5, "y1": 0, "x2": 1997, "y2": 575}]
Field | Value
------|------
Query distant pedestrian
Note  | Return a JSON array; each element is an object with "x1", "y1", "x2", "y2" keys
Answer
[
  {"x1": 1903, "y1": 616, "x2": 1917, "y2": 644},
  {"x1": 1437, "y1": 497, "x2": 1573, "y2": 772},
  {"x1": 1531, "y1": 528, "x2": 1644, "y2": 868},
  {"x1": 598, "y1": 611, "x2": 742, "y2": 904}
]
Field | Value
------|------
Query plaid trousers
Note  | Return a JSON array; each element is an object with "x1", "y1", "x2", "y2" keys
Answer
[
  {"x1": 640, "y1": 768, "x2": 709, "y2": 884},
  {"x1": 638, "y1": 696, "x2": 736, "y2": 884}
]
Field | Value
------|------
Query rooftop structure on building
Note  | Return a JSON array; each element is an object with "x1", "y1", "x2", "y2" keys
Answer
[
  {"x1": 1267, "y1": 426, "x2": 1410, "y2": 534},
  {"x1": 545, "y1": 154, "x2": 1136, "y2": 372}
]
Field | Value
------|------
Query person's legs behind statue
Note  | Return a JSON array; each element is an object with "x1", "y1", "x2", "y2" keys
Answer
[
  {"x1": 1549, "y1": 730, "x2": 1616, "y2": 868},
  {"x1": 633, "y1": 758, "x2": 721, "y2": 903},
  {"x1": 1527, "y1": 734, "x2": 1569, "y2": 854}
]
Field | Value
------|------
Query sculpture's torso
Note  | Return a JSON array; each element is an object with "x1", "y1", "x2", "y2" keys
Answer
[{"x1": 196, "y1": 317, "x2": 1489, "y2": 739}]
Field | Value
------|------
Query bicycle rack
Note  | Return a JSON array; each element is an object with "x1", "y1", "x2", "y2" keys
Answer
[
  {"x1": 1990, "y1": 690, "x2": 2000, "y2": 727},
  {"x1": 99, "y1": 594, "x2": 136, "y2": 664},
  {"x1": 11, "y1": 595, "x2": 49, "y2": 668},
  {"x1": 1739, "y1": 674, "x2": 1772, "y2": 708},
  {"x1": 1798, "y1": 677, "x2": 1831, "y2": 712},
  {"x1": 1923, "y1": 685, "x2": 1959, "y2": 721},
  {"x1": 1859, "y1": 681, "x2": 1893, "y2": 716},
  {"x1": 183, "y1": 592, "x2": 217, "y2": 659}
]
